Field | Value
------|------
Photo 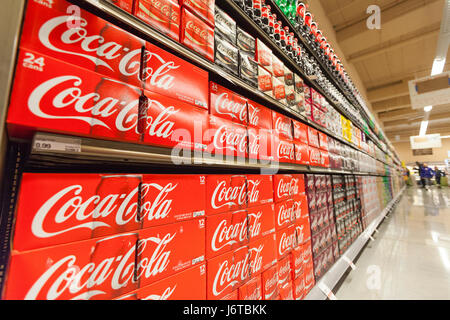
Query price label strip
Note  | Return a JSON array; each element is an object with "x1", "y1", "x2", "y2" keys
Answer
[
  {"x1": 342, "y1": 255, "x2": 357, "y2": 270},
  {"x1": 318, "y1": 282, "x2": 338, "y2": 300},
  {"x1": 33, "y1": 134, "x2": 81, "y2": 153}
]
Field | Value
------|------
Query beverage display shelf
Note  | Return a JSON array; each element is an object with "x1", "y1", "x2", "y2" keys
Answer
[
  {"x1": 303, "y1": 186, "x2": 406, "y2": 300},
  {"x1": 73, "y1": 0, "x2": 393, "y2": 168},
  {"x1": 27, "y1": 132, "x2": 390, "y2": 176}
]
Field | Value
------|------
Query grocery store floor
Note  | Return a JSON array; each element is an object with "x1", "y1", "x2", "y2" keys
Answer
[{"x1": 336, "y1": 186, "x2": 450, "y2": 300}]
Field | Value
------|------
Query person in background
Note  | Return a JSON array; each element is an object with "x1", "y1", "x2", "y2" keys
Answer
[
  {"x1": 417, "y1": 162, "x2": 426, "y2": 188},
  {"x1": 434, "y1": 166, "x2": 442, "y2": 188},
  {"x1": 422, "y1": 163, "x2": 435, "y2": 190}
]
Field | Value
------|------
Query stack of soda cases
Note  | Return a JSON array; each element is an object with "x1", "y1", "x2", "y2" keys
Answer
[
  {"x1": 271, "y1": 174, "x2": 314, "y2": 300},
  {"x1": 358, "y1": 176, "x2": 381, "y2": 229},
  {"x1": 305, "y1": 174, "x2": 338, "y2": 280},
  {"x1": 332, "y1": 175, "x2": 364, "y2": 256}
]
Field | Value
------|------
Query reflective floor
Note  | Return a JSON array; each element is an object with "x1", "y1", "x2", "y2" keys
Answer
[{"x1": 336, "y1": 186, "x2": 450, "y2": 300}]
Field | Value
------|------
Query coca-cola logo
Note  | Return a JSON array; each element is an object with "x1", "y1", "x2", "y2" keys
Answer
[
  {"x1": 214, "y1": 93, "x2": 247, "y2": 122},
  {"x1": 278, "y1": 262, "x2": 291, "y2": 284},
  {"x1": 186, "y1": 21, "x2": 208, "y2": 42},
  {"x1": 31, "y1": 181, "x2": 180, "y2": 239},
  {"x1": 212, "y1": 125, "x2": 247, "y2": 153},
  {"x1": 248, "y1": 211, "x2": 262, "y2": 238},
  {"x1": 277, "y1": 203, "x2": 294, "y2": 227},
  {"x1": 217, "y1": 42, "x2": 238, "y2": 61},
  {"x1": 212, "y1": 253, "x2": 250, "y2": 297},
  {"x1": 276, "y1": 179, "x2": 291, "y2": 199},
  {"x1": 249, "y1": 244, "x2": 263, "y2": 274},
  {"x1": 210, "y1": 216, "x2": 248, "y2": 252},
  {"x1": 210, "y1": 180, "x2": 246, "y2": 210},
  {"x1": 24, "y1": 233, "x2": 138, "y2": 300},
  {"x1": 246, "y1": 179, "x2": 260, "y2": 204},
  {"x1": 278, "y1": 231, "x2": 295, "y2": 256},
  {"x1": 264, "y1": 272, "x2": 278, "y2": 299},
  {"x1": 237, "y1": 32, "x2": 254, "y2": 50},
  {"x1": 277, "y1": 142, "x2": 294, "y2": 160},
  {"x1": 27, "y1": 76, "x2": 179, "y2": 137},
  {"x1": 310, "y1": 149, "x2": 321, "y2": 163},
  {"x1": 274, "y1": 117, "x2": 291, "y2": 137},
  {"x1": 248, "y1": 132, "x2": 260, "y2": 157}
]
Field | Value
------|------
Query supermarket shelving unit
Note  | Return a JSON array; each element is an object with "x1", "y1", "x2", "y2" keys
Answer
[{"x1": 0, "y1": 0, "x2": 406, "y2": 299}]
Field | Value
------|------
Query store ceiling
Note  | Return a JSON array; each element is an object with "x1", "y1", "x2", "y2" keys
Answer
[{"x1": 319, "y1": 0, "x2": 450, "y2": 142}]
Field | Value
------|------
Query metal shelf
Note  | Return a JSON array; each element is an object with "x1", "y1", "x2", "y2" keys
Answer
[
  {"x1": 27, "y1": 132, "x2": 387, "y2": 176},
  {"x1": 75, "y1": 0, "x2": 393, "y2": 169},
  {"x1": 304, "y1": 186, "x2": 406, "y2": 300}
]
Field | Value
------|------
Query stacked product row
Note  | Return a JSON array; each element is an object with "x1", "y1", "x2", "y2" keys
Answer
[
  {"x1": 305, "y1": 174, "x2": 339, "y2": 280},
  {"x1": 1, "y1": 173, "x2": 315, "y2": 300}
]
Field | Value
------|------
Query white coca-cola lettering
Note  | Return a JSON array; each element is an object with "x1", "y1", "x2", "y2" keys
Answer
[
  {"x1": 214, "y1": 92, "x2": 247, "y2": 122},
  {"x1": 38, "y1": 14, "x2": 181, "y2": 89},
  {"x1": 277, "y1": 142, "x2": 294, "y2": 159},
  {"x1": 248, "y1": 105, "x2": 261, "y2": 127},
  {"x1": 290, "y1": 179, "x2": 299, "y2": 196},
  {"x1": 30, "y1": 181, "x2": 181, "y2": 239},
  {"x1": 249, "y1": 244, "x2": 263, "y2": 274},
  {"x1": 211, "y1": 217, "x2": 248, "y2": 252},
  {"x1": 212, "y1": 253, "x2": 250, "y2": 297},
  {"x1": 25, "y1": 234, "x2": 137, "y2": 300},
  {"x1": 248, "y1": 132, "x2": 260, "y2": 157},
  {"x1": 136, "y1": 232, "x2": 177, "y2": 280},
  {"x1": 248, "y1": 212, "x2": 262, "y2": 238},
  {"x1": 296, "y1": 225, "x2": 304, "y2": 243},
  {"x1": 247, "y1": 180, "x2": 261, "y2": 204},
  {"x1": 278, "y1": 262, "x2": 291, "y2": 284},
  {"x1": 277, "y1": 204, "x2": 294, "y2": 227},
  {"x1": 143, "y1": 285, "x2": 176, "y2": 300},
  {"x1": 275, "y1": 117, "x2": 291, "y2": 137},
  {"x1": 278, "y1": 231, "x2": 295, "y2": 256},
  {"x1": 186, "y1": 21, "x2": 208, "y2": 41},
  {"x1": 211, "y1": 180, "x2": 246, "y2": 210},
  {"x1": 276, "y1": 179, "x2": 291, "y2": 199},
  {"x1": 310, "y1": 149, "x2": 321, "y2": 163},
  {"x1": 213, "y1": 125, "x2": 247, "y2": 153},
  {"x1": 145, "y1": 99, "x2": 179, "y2": 138}
]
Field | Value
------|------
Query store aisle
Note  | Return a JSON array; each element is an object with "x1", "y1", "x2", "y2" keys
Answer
[{"x1": 335, "y1": 187, "x2": 450, "y2": 300}]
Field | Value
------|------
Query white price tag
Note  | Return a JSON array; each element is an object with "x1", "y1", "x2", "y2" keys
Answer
[
  {"x1": 342, "y1": 255, "x2": 356, "y2": 270},
  {"x1": 33, "y1": 135, "x2": 81, "y2": 153},
  {"x1": 318, "y1": 282, "x2": 337, "y2": 300}
]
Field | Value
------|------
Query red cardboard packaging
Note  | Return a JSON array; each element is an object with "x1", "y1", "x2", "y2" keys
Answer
[
  {"x1": 261, "y1": 265, "x2": 279, "y2": 300},
  {"x1": 180, "y1": 8, "x2": 214, "y2": 62},
  {"x1": 180, "y1": 0, "x2": 215, "y2": 27},
  {"x1": 209, "y1": 82, "x2": 248, "y2": 125},
  {"x1": 205, "y1": 175, "x2": 247, "y2": 216}
]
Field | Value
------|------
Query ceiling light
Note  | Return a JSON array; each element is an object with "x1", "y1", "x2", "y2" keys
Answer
[
  {"x1": 431, "y1": 58, "x2": 446, "y2": 76},
  {"x1": 419, "y1": 120, "x2": 429, "y2": 136},
  {"x1": 424, "y1": 105, "x2": 433, "y2": 112}
]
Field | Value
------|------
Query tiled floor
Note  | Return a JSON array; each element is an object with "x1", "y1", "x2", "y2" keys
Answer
[{"x1": 335, "y1": 186, "x2": 450, "y2": 300}]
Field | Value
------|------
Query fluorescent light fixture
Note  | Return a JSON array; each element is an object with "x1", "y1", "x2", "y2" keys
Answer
[
  {"x1": 424, "y1": 105, "x2": 433, "y2": 112},
  {"x1": 431, "y1": 58, "x2": 446, "y2": 76},
  {"x1": 419, "y1": 120, "x2": 429, "y2": 136}
]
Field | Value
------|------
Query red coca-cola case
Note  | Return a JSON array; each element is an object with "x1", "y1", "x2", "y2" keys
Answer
[
  {"x1": 205, "y1": 175, "x2": 247, "y2": 216},
  {"x1": 255, "y1": 38, "x2": 272, "y2": 69},
  {"x1": 205, "y1": 210, "x2": 249, "y2": 259},
  {"x1": 295, "y1": 214, "x2": 311, "y2": 245},
  {"x1": 279, "y1": 281, "x2": 293, "y2": 300},
  {"x1": 136, "y1": 218, "x2": 206, "y2": 288},
  {"x1": 247, "y1": 126, "x2": 261, "y2": 160},
  {"x1": 209, "y1": 82, "x2": 248, "y2": 125},
  {"x1": 303, "y1": 263, "x2": 315, "y2": 294},
  {"x1": 220, "y1": 289, "x2": 238, "y2": 300},
  {"x1": 4, "y1": 232, "x2": 141, "y2": 300},
  {"x1": 308, "y1": 146, "x2": 322, "y2": 167},
  {"x1": 206, "y1": 245, "x2": 250, "y2": 300},
  {"x1": 275, "y1": 224, "x2": 296, "y2": 260},
  {"x1": 258, "y1": 129, "x2": 276, "y2": 163},
  {"x1": 247, "y1": 99, "x2": 273, "y2": 130},
  {"x1": 261, "y1": 265, "x2": 279, "y2": 300},
  {"x1": 293, "y1": 275, "x2": 305, "y2": 300},
  {"x1": 292, "y1": 120, "x2": 308, "y2": 144},
  {"x1": 249, "y1": 233, "x2": 277, "y2": 276},
  {"x1": 141, "y1": 174, "x2": 206, "y2": 228},
  {"x1": 293, "y1": 194, "x2": 309, "y2": 222},
  {"x1": 142, "y1": 90, "x2": 208, "y2": 151},
  {"x1": 274, "y1": 200, "x2": 295, "y2": 231},
  {"x1": 12, "y1": 173, "x2": 142, "y2": 252},
  {"x1": 318, "y1": 131, "x2": 329, "y2": 151},
  {"x1": 238, "y1": 276, "x2": 262, "y2": 300},
  {"x1": 290, "y1": 245, "x2": 304, "y2": 280},
  {"x1": 272, "y1": 111, "x2": 293, "y2": 140},
  {"x1": 277, "y1": 255, "x2": 292, "y2": 288},
  {"x1": 307, "y1": 126, "x2": 320, "y2": 148},
  {"x1": 180, "y1": 8, "x2": 214, "y2": 62},
  {"x1": 205, "y1": 115, "x2": 248, "y2": 159},
  {"x1": 134, "y1": 0, "x2": 180, "y2": 42},
  {"x1": 294, "y1": 142, "x2": 309, "y2": 165},
  {"x1": 108, "y1": 0, "x2": 136, "y2": 14},
  {"x1": 290, "y1": 174, "x2": 306, "y2": 199},
  {"x1": 320, "y1": 150, "x2": 330, "y2": 168},
  {"x1": 180, "y1": 0, "x2": 215, "y2": 27},
  {"x1": 137, "y1": 263, "x2": 206, "y2": 300},
  {"x1": 246, "y1": 175, "x2": 274, "y2": 208}
]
